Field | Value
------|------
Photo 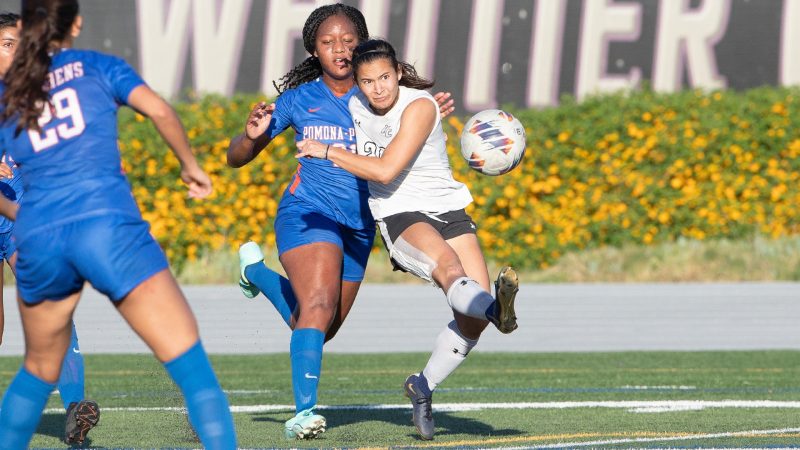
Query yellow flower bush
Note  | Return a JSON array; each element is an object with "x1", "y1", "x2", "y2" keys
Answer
[{"x1": 119, "y1": 88, "x2": 800, "y2": 271}]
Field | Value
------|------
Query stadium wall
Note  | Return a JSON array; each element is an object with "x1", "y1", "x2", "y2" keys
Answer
[{"x1": 0, "y1": 0, "x2": 796, "y2": 112}]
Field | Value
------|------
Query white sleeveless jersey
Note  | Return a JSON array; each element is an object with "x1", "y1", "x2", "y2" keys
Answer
[{"x1": 348, "y1": 86, "x2": 472, "y2": 219}]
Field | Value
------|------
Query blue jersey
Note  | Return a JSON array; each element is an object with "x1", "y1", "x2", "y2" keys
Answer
[
  {"x1": 0, "y1": 154, "x2": 23, "y2": 233},
  {"x1": 0, "y1": 49, "x2": 145, "y2": 243},
  {"x1": 266, "y1": 79, "x2": 373, "y2": 230}
]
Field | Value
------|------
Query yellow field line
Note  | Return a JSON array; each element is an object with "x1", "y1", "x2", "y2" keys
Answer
[
  {"x1": 412, "y1": 432, "x2": 692, "y2": 448},
  {"x1": 400, "y1": 430, "x2": 800, "y2": 448}
]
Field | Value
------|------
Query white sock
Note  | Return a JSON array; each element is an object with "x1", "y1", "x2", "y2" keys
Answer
[
  {"x1": 421, "y1": 321, "x2": 479, "y2": 392},
  {"x1": 445, "y1": 277, "x2": 494, "y2": 320}
]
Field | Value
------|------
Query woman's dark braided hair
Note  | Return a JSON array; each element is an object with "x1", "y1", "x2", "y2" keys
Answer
[
  {"x1": 351, "y1": 38, "x2": 434, "y2": 90},
  {"x1": 2, "y1": 0, "x2": 79, "y2": 133},
  {"x1": 272, "y1": 3, "x2": 369, "y2": 95}
]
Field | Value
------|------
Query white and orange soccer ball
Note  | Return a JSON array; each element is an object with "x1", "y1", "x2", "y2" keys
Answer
[{"x1": 460, "y1": 109, "x2": 526, "y2": 176}]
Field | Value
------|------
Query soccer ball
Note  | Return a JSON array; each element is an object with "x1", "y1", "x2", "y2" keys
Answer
[{"x1": 460, "y1": 109, "x2": 526, "y2": 176}]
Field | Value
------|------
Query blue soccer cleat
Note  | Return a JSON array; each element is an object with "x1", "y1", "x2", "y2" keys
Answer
[
  {"x1": 238, "y1": 241, "x2": 264, "y2": 299},
  {"x1": 284, "y1": 408, "x2": 326, "y2": 440}
]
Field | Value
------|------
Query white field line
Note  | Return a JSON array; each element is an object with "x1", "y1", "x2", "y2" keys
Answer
[
  {"x1": 41, "y1": 400, "x2": 800, "y2": 415},
  {"x1": 509, "y1": 427, "x2": 800, "y2": 449}
]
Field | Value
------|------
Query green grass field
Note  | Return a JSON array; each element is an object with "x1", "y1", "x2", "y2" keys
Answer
[{"x1": 1, "y1": 351, "x2": 799, "y2": 448}]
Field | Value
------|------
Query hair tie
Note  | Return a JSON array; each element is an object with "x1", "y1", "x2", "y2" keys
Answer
[{"x1": 34, "y1": 6, "x2": 48, "y2": 17}]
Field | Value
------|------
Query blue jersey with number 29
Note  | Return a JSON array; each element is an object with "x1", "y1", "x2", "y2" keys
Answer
[{"x1": 0, "y1": 49, "x2": 145, "y2": 244}]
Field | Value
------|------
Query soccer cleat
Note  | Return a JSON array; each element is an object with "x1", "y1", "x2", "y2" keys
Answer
[
  {"x1": 491, "y1": 266, "x2": 519, "y2": 334},
  {"x1": 404, "y1": 374, "x2": 434, "y2": 440},
  {"x1": 238, "y1": 241, "x2": 264, "y2": 299},
  {"x1": 284, "y1": 408, "x2": 326, "y2": 440},
  {"x1": 64, "y1": 400, "x2": 100, "y2": 445}
]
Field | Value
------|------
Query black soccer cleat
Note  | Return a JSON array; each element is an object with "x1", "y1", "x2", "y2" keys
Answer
[
  {"x1": 404, "y1": 374, "x2": 434, "y2": 440},
  {"x1": 64, "y1": 400, "x2": 100, "y2": 445}
]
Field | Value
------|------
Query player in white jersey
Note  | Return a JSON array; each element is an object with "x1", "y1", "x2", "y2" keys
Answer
[{"x1": 297, "y1": 38, "x2": 519, "y2": 440}]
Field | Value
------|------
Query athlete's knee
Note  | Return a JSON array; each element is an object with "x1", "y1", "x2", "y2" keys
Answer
[
  {"x1": 433, "y1": 257, "x2": 467, "y2": 290},
  {"x1": 298, "y1": 291, "x2": 338, "y2": 319}
]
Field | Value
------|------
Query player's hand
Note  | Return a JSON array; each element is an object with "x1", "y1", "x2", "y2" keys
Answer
[
  {"x1": 295, "y1": 139, "x2": 328, "y2": 159},
  {"x1": 0, "y1": 163, "x2": 13, "y2": 179},
  {"x1": 245, "y1": 102, "x2": 275, "y2": 141},
  {"x1": 180, "y1": 162, "x2": 213, "y2": 199},
  {"x1": 434, "y1": 92, "x2": 455, "y2": 119}
]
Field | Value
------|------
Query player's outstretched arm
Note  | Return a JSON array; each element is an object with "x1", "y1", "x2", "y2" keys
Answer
[
  {"x1": 226, "y1": 102, "x2": 275, "y2": 168},
  {"x1": 126, "y1": 85, "x2": 212, "y2": 199},
  {"x1": 297, "y1": 98, "x2": 436, "y2": 184}
]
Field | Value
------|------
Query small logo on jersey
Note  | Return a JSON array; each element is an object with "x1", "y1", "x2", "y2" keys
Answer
[
  {"x1": 380, "y1": 124, "x2": 393, "y2": 138},
  {"x1": 308, "y1": 107, "x2": 322, "y2": 113},
  {"x1": 304, "y1": 373, "x2": 319, "y2": 379},
  {"x1": 72, "y1": 347, "x2": 81, "y2": 354},
  {"x1": 470, "y1": 222, "x2": 476, "y2": 230}
]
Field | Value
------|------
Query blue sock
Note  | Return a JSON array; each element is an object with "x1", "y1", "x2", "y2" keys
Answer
[
  {"x1": 245, "y1": 263, "x2": 297, "y2": 326},
  {"x1": 485, "y1": 301, "x2": 498, "y2": 321},
  {"x1": 290, "y1": 328, "x2": 324, "y2": 412},
  {"x1": 0, "y1": 367, "x2": 56, "y2": 449},
  {"x1": 164, "y1": 340, "x2": 237, "y2": 449},
  {"x1": 58, "y1": 321, "x2": 85, "y2": 410}
]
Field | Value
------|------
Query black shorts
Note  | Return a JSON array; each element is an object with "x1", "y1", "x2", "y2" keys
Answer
[
  {"x1": 379, "y1": 209, "x2": 477, "y2": 243},
  {"x1": 376, "y1": 209, "x2": 477, "y2": 280}
]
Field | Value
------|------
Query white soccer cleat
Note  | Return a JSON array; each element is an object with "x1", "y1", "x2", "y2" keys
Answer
[{"x1": 284, "y1": 408, "x2": 326, "y2": 440}]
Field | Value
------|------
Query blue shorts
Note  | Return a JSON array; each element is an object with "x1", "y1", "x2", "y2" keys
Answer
[
  {"x1": 15, "y1": 214, "x2": 169, "y2": 304},
  {"x1": 275, "y1": 195, "x2": 375, "y2": 282},
  {"x1": 0, "y1": 230, "x2": 15, "y2": 262}
]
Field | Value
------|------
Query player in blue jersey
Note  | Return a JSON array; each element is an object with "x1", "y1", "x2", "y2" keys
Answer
[
  {"x1": 227, "y1": 5, "x2": 371, "y2": 439},
  {"x1": 227, "y1": 3, "x2": 453, "y2": 440},
  {"x1": 0, "y1": 1, "x2": 236, "y2": 448},
  {"x1": 0, "y1": 12, "x2": 98, "y2": 445}
]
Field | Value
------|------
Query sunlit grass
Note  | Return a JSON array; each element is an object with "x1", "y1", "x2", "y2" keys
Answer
[{"x1": 0, "y1": 351, "x2": 798, "y2": 448}]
